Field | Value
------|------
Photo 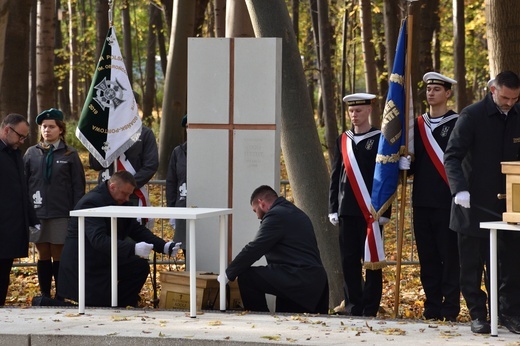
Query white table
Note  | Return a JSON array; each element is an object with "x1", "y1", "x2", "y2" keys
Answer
[
  {"x1": 480, "y1": 221, "x2": 520, "y2": 336},
  {"x1": 70, "y1": 206, "x2": 232, "y2": 317}
]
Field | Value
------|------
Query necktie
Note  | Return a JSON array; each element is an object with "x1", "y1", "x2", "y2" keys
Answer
[{"x1": 45, "y1": 145, "x2": 54, "y2": 182}]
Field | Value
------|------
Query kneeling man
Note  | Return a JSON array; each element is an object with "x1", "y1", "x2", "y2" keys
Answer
[{"x1": 219, "y1": 185, "x2": 329, "y2": 313}]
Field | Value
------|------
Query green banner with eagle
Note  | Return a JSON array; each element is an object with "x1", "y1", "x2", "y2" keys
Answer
[{"x1": 76, "y1": 26, "x2": 141, "y2": 168}]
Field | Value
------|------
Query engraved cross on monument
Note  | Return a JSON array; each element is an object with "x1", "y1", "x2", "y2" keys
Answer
[{"x1": 186, "y1": 38, "x2": 282, "y2": 273}]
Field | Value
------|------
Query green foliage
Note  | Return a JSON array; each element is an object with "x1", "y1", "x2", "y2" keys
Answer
[{"x1": 64, "y1": 119, "x2": 84, "y2": 151}]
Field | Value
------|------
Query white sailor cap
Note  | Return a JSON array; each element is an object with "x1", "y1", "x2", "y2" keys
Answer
[
  {"x1": 342, "y1": 93, "x2": 376, "y2": 106},
  {"x1": 423, "y1": 72, "x2": 457, "y2": 89}
]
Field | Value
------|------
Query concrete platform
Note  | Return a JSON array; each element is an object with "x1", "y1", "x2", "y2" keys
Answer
[{"x1": 0, "y1": 307, "x2": 517, "y2": 345}]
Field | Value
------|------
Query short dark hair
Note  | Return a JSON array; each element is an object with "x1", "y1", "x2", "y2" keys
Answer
[
  {"x1": 495, "y1": 71, "x2": 520, "y2": 90},
  {"x1": 250, "y1": 185, "x2": 278, "y2": 205},
  {"x1": 1, "y1": 113, "x2": 28, "y2": 128},
  {"x1": 109, "y1": 170, "x2": 137, "y2": 188}
]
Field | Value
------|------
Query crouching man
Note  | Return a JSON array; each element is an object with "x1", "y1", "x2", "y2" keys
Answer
[{"x1": 219, "y1": 185, "x2": 329, "y2": 314}]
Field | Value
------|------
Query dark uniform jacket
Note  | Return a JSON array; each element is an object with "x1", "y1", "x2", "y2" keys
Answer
[
  {"x1": 89, "y1": 126, "x2": 158, "y2": 189},
  {"x1": 166, "y1": 142, "x2": 187, "y2": 208},
  {"x1": 444, "y1": 93, "x2": 520, "y2": 237},
  {"x1": 0, "y1": 141, "x2": 38, "y2": 259},
  {"x1": 329, "y1": 128, "x2": 390, "y2": 218},
  {"x1": 411, "y1": 111, "x2": 457, "y2": 209},
  {"x1": 24, "y1": 141, "x2": 85, "y2": 219},
  {"x1": 226, "y1": 197, "x2": 328, "y2": 312},
  {"x1": 58, "y1": 182, "x2": 167, "y2": 305}
]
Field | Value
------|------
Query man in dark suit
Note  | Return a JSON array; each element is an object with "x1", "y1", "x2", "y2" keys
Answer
[
  {"x1": 444, "y1": 70, "x2": 520, "y2": 334},
  {"x1": 0, "y1": 113, "x2": 39, "y2": 306},
  {"x1": 58, "y1": 171, "x2": 180, "y2": 307},
  {"x1": 218, "y1": 185, "x2": 328, "y2": 314}
]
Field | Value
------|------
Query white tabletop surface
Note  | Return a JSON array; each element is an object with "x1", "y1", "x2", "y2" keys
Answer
[
  {"x1": 70, "y1": 206, "x2": 232, "y2": 219},
  {"x1": 480, "y1": 221, "x2": 520, "y2": 231}
]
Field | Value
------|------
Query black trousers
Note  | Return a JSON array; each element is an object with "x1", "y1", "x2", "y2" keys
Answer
[
  {"x1": 414, "y1": 207, "x2": 460, "y2": 319},
  {"x1": 339, "y1": 215, "x2": 382, "y2": 317},
  {"x1": 457, "y1": 233, "x2": 489, "y2": 320},
  {"x1": 0, "y1": 258, "x2": 14, "y2": 306},
  {"x1": 236, "y1": 267, "x2": 328, "y2": 314}
]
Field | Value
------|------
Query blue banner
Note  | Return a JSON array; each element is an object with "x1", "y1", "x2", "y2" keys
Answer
[{"x1": 371, "y1": 20, "x2": 407, "y2": 217}]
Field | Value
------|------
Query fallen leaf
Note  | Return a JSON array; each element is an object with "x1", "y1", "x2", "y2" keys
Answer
[{"x1": 208, "y1": 320, "x2": 222, "y2": 326}]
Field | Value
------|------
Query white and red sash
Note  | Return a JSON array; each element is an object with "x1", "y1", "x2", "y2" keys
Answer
[
  {"x1": 117, "y1": 153, "x2": 154, "y2": 228},
  {"x1": 341, "y1": 131, "x2": 385, "y2": 269},
  {"x1": 417, "y1": 113, "x2": 458, "y2": 185}
]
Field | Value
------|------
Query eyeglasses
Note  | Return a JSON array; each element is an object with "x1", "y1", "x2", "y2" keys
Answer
[{"x1": 9, "y1": 126, "x2": 29, "y2": 141}]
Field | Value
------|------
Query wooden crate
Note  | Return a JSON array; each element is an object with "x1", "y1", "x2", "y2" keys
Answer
[
  {"x1": 159, "y1": 271, "x2": 242, "y2": 310},
  {"x1": 502, "y1": 162, "x2": 520, "y2": 223}
]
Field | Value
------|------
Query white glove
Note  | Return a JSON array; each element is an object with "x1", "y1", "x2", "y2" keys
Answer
[
  {"x1": 379, "y1": 216, "x2": 390, "y2": 225},
  {"x1": 217, "y1": 273, "x2": 229, "y2": 285},
  {"x1": 399, "y1": 155, "x2": 411, "y2": 170},
  {"x1": 135, "y1": 242, "x2": 153, "y2": 258},
  {"x1": 454, "y1": 191, "x2": 471, "y2": 208},
  {"x1": 164, "y1": 241, "x2": 182, "y2": 256},
  {"x1": 35, "y1": 224, "x2": 41, "y2": 231},
  {"x1": 169, "y1": 218, "x2": 176, "y2": 228},
  {"x1": 328, "y1": 213, "x2": 339, "y2": 226}
]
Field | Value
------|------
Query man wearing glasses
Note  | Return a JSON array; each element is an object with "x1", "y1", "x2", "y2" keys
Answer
[{"x1": 0, "y1": 113, "x2": 39, "y2": 305}]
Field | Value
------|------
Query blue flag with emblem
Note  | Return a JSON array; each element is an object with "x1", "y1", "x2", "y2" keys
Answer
[
  {"x1": 371, "y1": 19, "x2": 408, "y2": 217},
  {"x1": 76, "y1": 26, "x2": 141, "y2": 168}
]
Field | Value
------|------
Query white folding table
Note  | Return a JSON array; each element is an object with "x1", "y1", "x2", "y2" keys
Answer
[
  {"x1": 480, "y1": 221, "x2": 520, "y2": 336},
  {"x1": 70, "y1": 206, "x2": 232, "y2": 317}
]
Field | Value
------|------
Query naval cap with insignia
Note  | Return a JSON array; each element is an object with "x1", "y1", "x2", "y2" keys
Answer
[
  {"x1": 423, "y1": 72, "x2": 457, "y2": 89},
  {"x1": 342, "y1": 93, "x2": 376, "y2": 106},
  {"x1": 36, "y1": 108, "x2": 64, "y2": 125}
]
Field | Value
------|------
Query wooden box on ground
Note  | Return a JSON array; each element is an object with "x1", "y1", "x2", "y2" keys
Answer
[
  {"x1": 502, "y1": 161, "x2": 520, "y2": 223},
  {"x1": 159, "y1": 271, "x2": 242, "y2": 311}
]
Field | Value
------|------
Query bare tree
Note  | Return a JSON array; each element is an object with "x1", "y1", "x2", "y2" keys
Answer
[
  {"x1": 214, "y1": 0, "x2": 226, "y2": 37},
  {"x1": 245, "y1": 0, "x2": 344, "y2": 308},
  {"x1": 225, "y1": 0, "x2": 254, "y2": 37},
  {"x1": 157, "y1": 1, "x2": 195, "y2": 179},
  {"x1": 0, "y1": 0, "x2": 9, "y2": 90},
  {"x1": 142, "y1": 3, "x2": 160, "y2": 127},
  {"x1": 359, "y1": 0, "x2": 381, "y2": 127},
  {"x1": 121, "y1": 0, "x2": 133, "y2": 86},
  {"x1": 68, "y1": 0, "x2": 80, "y2": 118},
  {"x1": 485, "y1": 0, "x2": 520, "y2": 76},
  {"x1": 36, "y1": 0, "x2": 56, "y2": 111}
]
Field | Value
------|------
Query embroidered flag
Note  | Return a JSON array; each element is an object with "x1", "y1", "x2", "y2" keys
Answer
[
  {"x1": 76, "y1": 27, "x2": 141, "y2": 168},
  {"x1": 371, "y1": 19, "x2": 411, "y2": 218}
]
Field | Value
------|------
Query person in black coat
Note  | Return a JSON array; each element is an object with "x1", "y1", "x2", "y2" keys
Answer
[
  {"x1": 400, "y1": 72, "x2": 460, "y2": 321},
  {"x1": 58, "y1": 171, "x2": 180, "y2": 307},
  {"x1": 0, "y1": 113, "x2": 39, "y2": 305},
  {"x1": 329, "y1": 93, "x2": 389, "y2": 317},
  {"x1": 218, "y1": 185, "x2": 328, "y2": 314},
  {"x1": 444, "y1": 71, "x2": 520, "y2": 334}
]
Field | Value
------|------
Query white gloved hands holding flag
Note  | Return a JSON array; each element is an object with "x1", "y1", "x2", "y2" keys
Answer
[
  {"x1": 399, "y1": 155, "x2": 412, "y2": 170},
  {"x1": 328, "y1": 213, "x2": 339, "y2": 226},
  {"x1": 217, "y1": 273, "x2": 229, "y2": 285},
  {"x1": 454, "y1": 191, "x2": 471, "y2": 208},
  {"x1": 135, "y1": 242, "x2": 153, "y2": 258}
]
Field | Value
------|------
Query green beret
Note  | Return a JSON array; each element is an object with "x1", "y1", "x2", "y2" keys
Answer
[{"x1": 36, "y1": 108, "x2": 64, "y2": 125}]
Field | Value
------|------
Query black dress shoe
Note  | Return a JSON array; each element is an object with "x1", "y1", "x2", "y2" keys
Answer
[
  {"x1": 471, "y1": 319, "x2": 491, "y2": 334},
  {"x1": 499, "y1": 314, "x2": 520, "y2": 334}
]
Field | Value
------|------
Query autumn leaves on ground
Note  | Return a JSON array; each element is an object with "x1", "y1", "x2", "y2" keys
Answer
[{"x1": 6, "y1": 152, "x2": 470, "y2": 323}]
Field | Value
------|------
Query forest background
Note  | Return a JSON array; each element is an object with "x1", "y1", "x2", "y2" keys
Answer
[{"x1": 2, "y1": 0, "x2": 519, "y2": 320}]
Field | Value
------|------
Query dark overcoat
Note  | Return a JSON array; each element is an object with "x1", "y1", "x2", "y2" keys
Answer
[
  {"x1": 0, "y1": 141, "x2": 38, "y2": 259},
  {"x1": 444, "y1": 93, "x2": 520, "y2": 237},
  {"x1": 226, "y1": 197, "x2": 328, "y2": 312},
  {"x1": 58, "y1": 182, "x2": 166, "y2": 306}
]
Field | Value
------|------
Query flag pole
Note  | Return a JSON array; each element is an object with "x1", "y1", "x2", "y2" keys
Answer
[
  {"x1": 393, "y1": 0, "x2": 415, "y2": 318},
  {"x1": 108, "y1": 0, "x2": 114, "y2": 27}
]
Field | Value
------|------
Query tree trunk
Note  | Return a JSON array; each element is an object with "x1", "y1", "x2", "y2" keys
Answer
[
  {"x1": 95, "y1": 0, "x2": 108, "y2": 58},
  {"x1": 55, "y1": 0, "x2": 71, "y2": 117},
  {"x1": 36, "y1": 0, "x2": 55, "y2": 111},
  {"x1": 359, "y1": 0, "x2": 381, "y2": 127},
  {"x1": 0, "y1": 0, "x2": 9, "y2": 91},
  {"x1": 28, "y1": 0, "x2": 38, "y2": 139},
  {"x1": 291, "y1": 0, "x2": 299, "y2": 42},
  {"x1": 121, "y1": 0, "x2": 133, "y2": 86},
  {"x1": 382, "y1": 0, "x2": 401, "y2": 73},
  {"x1": 453, "y1": 0, "x2": 467, "y2": 111},
  {"x1": 157, "y1": 1, "x2": 195, "y2": 179},
  {"x1": 214, "y1": 0, "x2": 226, "y2": 37},
  {"x1": 485, "y1": 0, "x2": 520, "y2": 76},
  {"x1": 68, "y1": 0, "x2": 80, "y2": 118},
  {"x1": 245, "y1": 0, "x2": 344, "y2": 309},
  {"x1": 142, "y1": 3, "x2": 159, "y2": 127},
  {"x1": 225, "y1": 0, "x2": 254, "y2": 37},
  {"x1": 316, "y1": 0, "x2": 337, "y2": 166}
]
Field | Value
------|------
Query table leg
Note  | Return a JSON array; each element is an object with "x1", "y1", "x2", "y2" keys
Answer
[
  {"x1": 219, "y1": 215, "x2": 227, "y2": 312},
  {"x1": 490, "y1": 228, "x2": 498, "y2": 337},
  {"x1": 111, "y1": 217, "x2": 118, "y2": 307},
  {"x1": 78, "y1": 216, "x2": 85, "y2": 314},
  {"x1": 189, "y1": 219, "x2": 196, "y2": 318}
]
